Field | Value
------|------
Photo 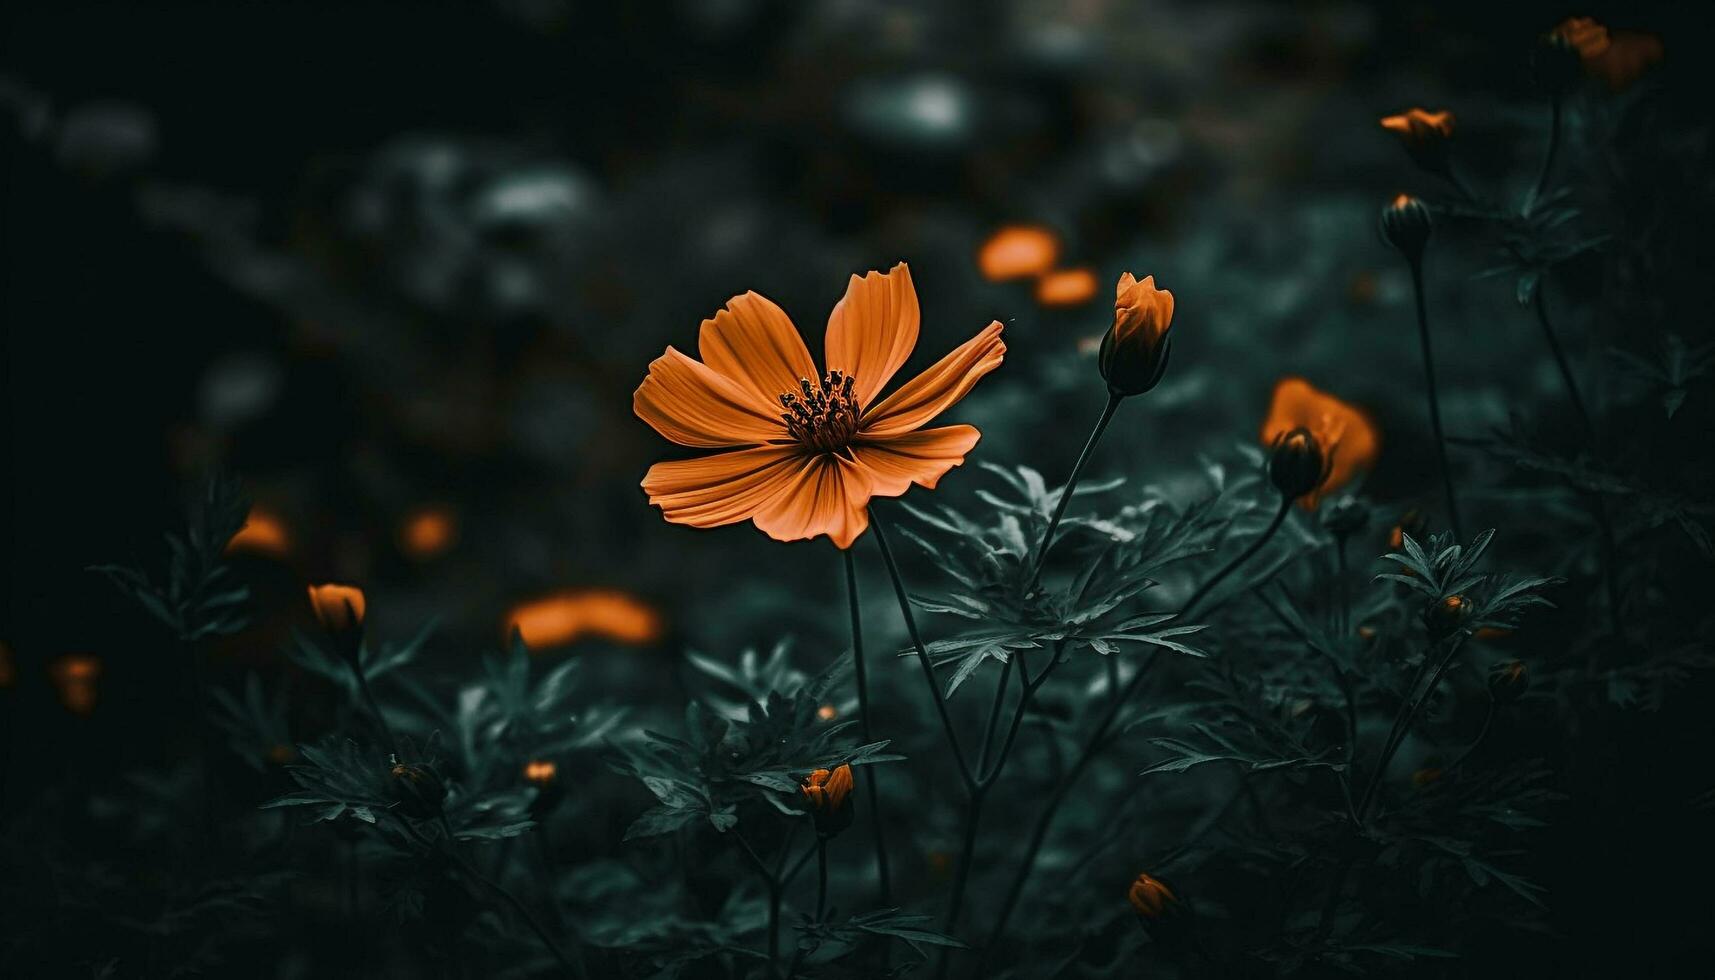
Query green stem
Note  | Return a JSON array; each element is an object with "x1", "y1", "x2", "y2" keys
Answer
[
  {"x1": 1357, "y1": 636, "x2": 1466, "y2": 821},
  {"x1": 1445, "y1": 700, "x2": 1496, "y2": 774},
  {"x1": 1526, "y1": 95, "x2": 1562, "y2": 215},
  {"x1": 1409, "y1": 258, "x2": 1463, "y2": 541},
  {"x1": 870, "y1": 510, "x2": 975, "y2": 788},
  {"x1": 1533, "y1": 285, "x2": 1593, "y2": 440},
  {"x1": 1027, "y1": 393, "x2": 1123, "y2": 586},
  {"x1": 735, "y1": 831, "x2": 782, "y2": 977},
  {"x1": 975, "y1": 496, "x2": 1293, "y2": 974},
  {"x1": 842, "y1": 549, "x2": 892, "y2": 904}
]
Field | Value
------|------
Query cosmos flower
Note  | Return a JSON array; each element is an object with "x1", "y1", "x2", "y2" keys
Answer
[
  {"x1": 1099, "y1": 273, "x2": 1174, "y2": 397},
  {"x1": 1034, "y1": 267, "x2": 1100, "y2": 307},
  {"x1": 635, "y1": 263, "x2": 1005, "y2": 548},
  {"x1": 1260, "y1": 378, "x2": 1379, "y2": 510},
  {"x1": 977, "y1": 225, "x2": 1060, "y2": 281},
  {"x1": 505, "y1": 588, "x2": 663, "y2": 650}
]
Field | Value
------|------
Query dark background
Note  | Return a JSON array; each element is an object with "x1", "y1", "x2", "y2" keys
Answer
[{"x1": 5, "y1": 1, "x2": 1714, "y2": 975}]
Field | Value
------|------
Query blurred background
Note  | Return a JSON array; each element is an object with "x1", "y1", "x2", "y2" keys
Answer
[{"x1": 3, "y1": 1, "x2": 1712, "y2": 973}]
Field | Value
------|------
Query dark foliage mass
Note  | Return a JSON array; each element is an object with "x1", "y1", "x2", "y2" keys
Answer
[{"x1": 3, "y1": 2, "x2": 1713, "y2": 978}]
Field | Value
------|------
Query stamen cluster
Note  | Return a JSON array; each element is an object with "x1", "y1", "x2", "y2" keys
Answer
[{"x1": 779, "y1": 370, "x2": 861, "y2": 452}]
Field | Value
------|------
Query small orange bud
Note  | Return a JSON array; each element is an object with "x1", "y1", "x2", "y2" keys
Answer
[
  {"x1": 308, "y1": 583, "x2": 366, "y2": 663},
  {"x1": 1259, "y1": 377, "x2": 1379, "y2": 510},
  {"x1": 523, "y1": 759, "x2": 558, "y2": 785},
  {"x1": 1487, "y1": 660, "x2": 1529, "y2": 704},
  {"x1": 390, "y1": 761, "x2": 447, "y2": 818},
  {"x1": 1268, "y1": 428, "x2": 1330, "y2": 503},
  {"x1": 1127, "y1": 872, "x2": 1179, "y2": 920},
  {"x1": 1425, "y1": 594, "x2": 1471, "y2": 640},
  {"x1": 50, "y1": 653, "x2": 102, "y2": 716},
  {"x1": 817, "y1": 704, "x2": 838, "y2": 721},
  {"x1": 800, "y1": 764, "x2": 856, "y2": 837},
  {"x1": 1379, "y1": 108, "x2": 1455, "y2": 175},
  {"x1": 1099, "y1": 273, "x2": 1175, "y2": 397},
  {"x1": 226, "y1": 506, "x2": 292, "y2": 558},
  {"x1": 1379, "y1": 193, "x2": 1432, "y2": 261}
]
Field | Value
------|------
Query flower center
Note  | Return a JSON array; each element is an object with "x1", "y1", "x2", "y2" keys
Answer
[{"x1": 779, "y1": 370, "x2": 861, "y2": 452}]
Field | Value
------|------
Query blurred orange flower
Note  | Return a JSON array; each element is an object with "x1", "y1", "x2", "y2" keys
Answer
[
  {"x1": 523, "y1": 759, "x2": 558, "y2": 785},
  {"x1": 1379, "y1": 108, "x2": 1455, "y2": 174},
  {"x1": 635, "y1": 263, "x2": 1005, "y2": 548},
  {"x1": 50, "y1": 653, "x2": 101, "y2": 716},
  {"x1": 226, "y1": 506, "x2": 291, "y2": 558},
  {"x1": 817, "y1": 703, "x2": 838, "y2": 721},
  {"x1": 1035, "y1": 267, "x2": 1100, "y2": 307},
  {"x1": 1553, "y1": 17, "x2": 1662, "y2": 90},
  {"x1": 505, "y1": 588, "x2": 664, "y2": 650},
  {"x1": 1128, "y1": 872, "x2": 1178, "y2": 919},
  {"x1": 1260, "y1": 377, "x2": 1379, "y2": 510},
  {"x1": 400, "y1": 506, "x2": 458, "y2": 559},
  {"x1": 977, "y1": 225, "x2": 1060, "y2": 282}
]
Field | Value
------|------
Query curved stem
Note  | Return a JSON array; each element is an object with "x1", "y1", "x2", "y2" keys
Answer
[
  {"x1": 1181, "y1": 496, "x2": 1294, "y2": 619},
  {"x1": 1357, "y1": 636, "x2": 1466, "y2": 821},
  {"x1": 1409, "y1": 258, "x2": 1463, "y2": 541},
  {"x1": 842, "y1": 549, "x2": 892, "y2": 904},
  {"x1": 815, "y1": 841, "x2": 829, "y2": 922},
  {"x1": 1446, "y1": 700, "x2": 1496, "y2": 774},
  {"x1": 870, "y1": 510, "x2": 974, "y2": 788},
  {"x1": 1027, "y1": 393, "x2": 1122, "y2": 586},
  {"x1": 975, "y1": 497, "x2": 1292, "y2": 975},
  {"x1": 1526, "y1": 95, "x2": 1562, "y2": 215},
  {"x1": 1534, "y1": 284, "x2": 1593, "y2": 440}
]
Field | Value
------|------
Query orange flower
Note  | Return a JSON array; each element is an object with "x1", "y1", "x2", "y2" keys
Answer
[
  {"x1": 1127, "y1": 872, "x2": 1178, "y2": 919},
  {"x1": 817, "y1": 703, "x2": 838, "y2": 721},
  {"x1": 400, "y1": 505, "x2": 457, "y2": 559},
  {"x1": 505, "y1": 588, "x2": 663, "y2": 650},
  {"x1": 50, "y1": 653, "x2": 102, "y2": 716},
  {"x1": 801, "y1": 764, "x2": 856, "y2": 835},
  {"x1": 1035, "y1": 267, "x2": 1100, "y2": 307},
  {"x1": 523, "y1": 759, "x2": 558, "y2": 785},
  {"x1": 226, "y1": 506, "x2": 291, "y2": 558},
  {"x1": 635, "y1": 263, "x2": 1005, "y2": 548},
  {"x1": 307, "y1": 583, "x2": 366, "y2": 634},
  {"x1": 1553, "y1": 16, "x2": 1611, "y2": 60},
  {"x1": 1259, "y1": 378, "x2": 1379, "y2": 510},
  {"x1": 1379, "y1": 108, "x2": 1455, "y2": 174},
  {"x1": 977, "y1": 225, "x2": 1059, "y2": 281},
  {"x1": 1100, "y1": 273, "x2": 1175, "y2": 396}
]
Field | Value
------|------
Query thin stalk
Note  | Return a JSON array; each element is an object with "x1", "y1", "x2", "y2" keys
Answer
[
  {"x1": 842, "y1": 549, "x2": 892, "y2": 903},
  {"x1": 735, "y1": 831, "x2": 782, "y2": 976},
  {"x1": 1027, "y1": 393, "x2": 1123, "y2": 586},
  {"x1": 975, "y1": 496, "x2": 1294, "y2": 974},
  {"x1": 870, "y1": 510, "x2": 974, "y2": 788},
  {"x1": 1335, "y1": 536, "x2": 1351, "y2": 637},
  {"x1": 1525, "y1": 95, "x2": 1562, "y2": 215},
  {"x1": 1104, "y1": 657, "x2": 1121, "y2": 706},
  {"x1": 816, "y1": 841, "x2": 829, "y2": 922},
  {"x1": 1446, "y1": 700, "x2": 1496, "y2": 774},
  {"x1": 1357, "y1": 636, "x2": 1466, "y2": 821},
  {"x1": 1533, "y1": 285, "x2": 1593, "y2": 439},
  {"x1": 1409, "y1": 258, "x2": 1463, "y2": 541},
  {"x1": 977, "y1": 655, "x2": 1017, "y2": 771}
]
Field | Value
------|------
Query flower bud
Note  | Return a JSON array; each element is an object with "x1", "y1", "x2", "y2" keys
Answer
[
  {"x1": 1532, "y1": 30, "x2": 1585, "y2": 95},
  {"x1": 1379, "y1": 194, "x2": 1431, "y2": 262},
  {"x1": 1424, "y1": 594, "x2": 1471, "y2": 641},
  {"x1": 1268, "y1": 427, "x2": 1330, "y2": 502},
  {"x1": 1487, "y1": 660, "x2": 1529, "y2": 704},
  {"x1": 1098, "y1": 273, "x2": 1174, "y2": 397},
  {"x1": 1379, "y1": 108, "x2": 1455, "y2": 176},
  {"x1": 390, "y1": 760, "x2": 448, "y2": 819},
  {"x1": 308, "y1": 583, "x2": 367, "y2": 664},
  {"x1": 1321, "y1": 494, "x2": 1370, "y2": 537},
  {"x1": 799, "y1": 764, "x2": 855, "y2": 838},
  {"x1": 524, "y1": 758, "x2": 563, "y2": 815},
  {"x1": 1127, "y1": 872, "x2": 1179, "y2": 921}
]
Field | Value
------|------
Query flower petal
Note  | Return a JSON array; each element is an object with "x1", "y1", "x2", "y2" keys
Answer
[
  {"x1": 752, "y1": 453, "x2": 873, "y2": 549},
  {"x1": 825, "y1": 262, "x2": 920, "y2": 407},
  {"x1": 850, "y1": 425, "x2": 981, "y2": 498},
  {"x1": 642, "y1": 445, "x2": 808, "y2": 527},
  {"x1": 699, "y1": 291, "x2": 820, "y2": 406},
  {"x1": 860, "y1": 321, "x2": 1005, "y2": 438},
  {"x1": 634, "y1": 347, "x2": 787, "y2": 447}
]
